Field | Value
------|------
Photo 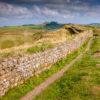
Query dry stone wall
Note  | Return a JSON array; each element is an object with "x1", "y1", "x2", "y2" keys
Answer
[{"x1": 0, "y1": 30, "x2": 93, "y2": 96}]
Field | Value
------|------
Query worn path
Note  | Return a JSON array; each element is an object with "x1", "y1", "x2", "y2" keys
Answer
[{"x1": 21, "y1": 37, "x2": 93, "y2": 100}]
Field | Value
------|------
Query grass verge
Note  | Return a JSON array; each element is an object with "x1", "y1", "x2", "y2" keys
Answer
[
  {"x1": 91, "y1": 36, "x2": 100, "y2": 53},
  {"x1": 1, "y1": 37, "x2": 91, "y2": 100}
]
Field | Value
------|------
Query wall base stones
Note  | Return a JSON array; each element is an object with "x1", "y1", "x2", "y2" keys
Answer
[{"x1": 0, "y1": 30, "x2": 93, "y2": 96}]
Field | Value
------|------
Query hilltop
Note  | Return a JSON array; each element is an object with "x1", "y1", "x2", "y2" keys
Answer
[{"x1": 0, "y1": 24, "x2": 89, "y2": 59}]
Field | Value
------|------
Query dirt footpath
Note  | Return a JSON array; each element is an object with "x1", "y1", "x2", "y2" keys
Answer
[{"x1": 21, "y1": 38, "x2": 93, "y2": 100}]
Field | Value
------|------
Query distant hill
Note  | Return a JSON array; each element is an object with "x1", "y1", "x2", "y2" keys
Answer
[
  {"x1": 89, "y1": 23, "x2": 100, "y2": 27},
  {"x1": 22, "y1": 22, "x2": 64, "y2": 30},
  {"x1": 1, "y1": 22, "x2": 64, "y2": 29},
  {"x1": 44, "y1": 22, "x2": 64, "y2": 29}
]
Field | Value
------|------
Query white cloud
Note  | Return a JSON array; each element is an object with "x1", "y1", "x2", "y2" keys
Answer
[
  {"x1": 42, "y1": 7, "x2": 59, "y2": 16},
  {"x1": 0, "y1": 1, "x2": 81, "y2": 22},
  {"x1": 0, "y1": 0, "x2": 100, "y2": 24},
  {"x1": 0, "y1": 2, "x2": 32, "y2": 17},
  {"x1": 66, "y1": 0, "x2": 70, "y2": 3}
]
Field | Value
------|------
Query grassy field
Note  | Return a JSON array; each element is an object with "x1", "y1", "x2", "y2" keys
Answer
[
  {"x1": 0, "y1": 24, "x2": 87, "y2": 50},
  {"x1": 0, "y1": 26, "x2": 45, "y2": 49},
  {"x1": 0, "y1": 24, "x2": 81, "y2": 59},
  {"x1": 0, "y1": 26, "x2": 65, "y2": 50},
  {"x1": 0, "y1": 34, "x2": 90, "y2": 100},
  {"x1": 35, "y1": 36, "x2": 100, "y2": 100},
  {"x1": 0, "y1": 24, "x2": 61, "y2": 50},
  {"x1": 0, "y1": 26, "x2": 52, "y2": 59}
]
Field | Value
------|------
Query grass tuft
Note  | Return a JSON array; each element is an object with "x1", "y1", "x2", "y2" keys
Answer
[{"x1": 26, "y1": 43, "x2": 54, "y2": 54}]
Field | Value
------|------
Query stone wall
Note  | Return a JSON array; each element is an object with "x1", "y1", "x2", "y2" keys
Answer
[{"x1": 0, "y1": 30, "x2": 93, "y2": 96}]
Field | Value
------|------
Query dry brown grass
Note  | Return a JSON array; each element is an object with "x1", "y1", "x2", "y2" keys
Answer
[
  {"x1": 0, "y1": 25, "x2": 87, "y2": 59},
  {"x1": 91, "y1": 86, "x2": 100, "y2": 96}
]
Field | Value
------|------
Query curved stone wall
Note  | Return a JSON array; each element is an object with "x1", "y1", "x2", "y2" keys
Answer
[{"x1": 0, "y1": 30, "x2": 93, "y2": 96}]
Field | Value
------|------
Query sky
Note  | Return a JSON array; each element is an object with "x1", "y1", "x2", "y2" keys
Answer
[{"x1": 0, "y1": 0, "x2": 100, "y2": 26}]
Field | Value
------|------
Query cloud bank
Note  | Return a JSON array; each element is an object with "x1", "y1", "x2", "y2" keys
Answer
[{"x1": 0, "y1": 0, "x2": 100, "y2": 26}]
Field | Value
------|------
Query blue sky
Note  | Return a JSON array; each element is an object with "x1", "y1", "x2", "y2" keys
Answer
[{"x1": 0, "y1": 0, "x2": 100, "y2": 26}]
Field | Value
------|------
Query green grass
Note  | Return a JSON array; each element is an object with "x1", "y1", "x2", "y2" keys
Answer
[
  {"x1": 26, "y1": 43, "x2": 54, "y2": 54},
  {"x1": 0, "y1": 25, "x2": 45, "y2": 30},
  {"x1": 0, "y1": 52, "x2": 13, "y2": 59},
  {"x1": 35, "y1": 36, "x2": 100, "y2": 100},
  {"x1": 0, "y1": 37, "x2": 90, "y2": 100},
  {"x1": 92, "y1": 36, "x2": 100, "y2": 53}
]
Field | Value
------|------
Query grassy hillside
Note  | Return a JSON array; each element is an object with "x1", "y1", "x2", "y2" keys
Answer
[
  {"x1": 0, "y1": 24, "x2": 86, "y2": 59},
  {"x1": 0, "y1": 24, "x2": 61, "y2": 50},
  {"x1": 0, "y1": 26, "x2": 43, "y2": 49}
]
